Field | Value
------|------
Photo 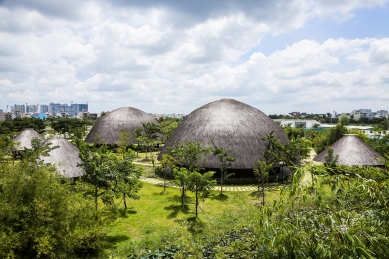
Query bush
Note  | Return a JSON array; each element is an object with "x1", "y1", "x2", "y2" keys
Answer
[{"x1": 0, "y1": 161, "x2": 106, "y2": 258}]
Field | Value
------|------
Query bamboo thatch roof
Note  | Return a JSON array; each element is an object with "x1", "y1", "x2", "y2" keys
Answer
[
  {"x1": 40, "y1": 139, "x2": 85, "y2": 178},
  {"x1": 13, "y1": 128, "x2": 46, "y2": 150},
  {"x1": 313, "y1": 134, "x2": 385, "y2": 166},
  {"x1": 158, "y1": 98, "x2": 289, "y2": 169},
  {"x1": 85, "y1": 107, "x2": 159, "y2": 145}
]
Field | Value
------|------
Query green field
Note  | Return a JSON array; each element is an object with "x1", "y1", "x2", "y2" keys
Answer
[{"x1": 104, "y1": 180, "x2": 282, "y2": 257}]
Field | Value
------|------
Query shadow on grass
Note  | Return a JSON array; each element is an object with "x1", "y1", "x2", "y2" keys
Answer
[
  {"x1": 249, "y1": 191, "x2": 262, "y2": 198},
  {"x1": 187, "y1": 217, "x2": 205, "y2": 234},
  {"x1": 164, "y1": 204, "x2": 190, "y2": 219},
  {"x1": 103, "y1": 234, "x2": 130, "y2": 250},
  {"x1": 118, "y1": 208, "x2": 137, "y2": 218},
  {"x1": 209, "y1": 193, "x2": 229, "y2": 201},
  {"x1": 167, "y1": 194, "x2": 194, "y2": 204}
]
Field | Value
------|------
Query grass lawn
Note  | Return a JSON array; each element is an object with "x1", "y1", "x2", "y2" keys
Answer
[{"x1": 104, "y1": 181, "x2": 282, "y2": 257}]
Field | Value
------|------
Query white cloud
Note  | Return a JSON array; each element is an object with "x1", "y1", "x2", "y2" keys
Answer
[
  {"x1": 315, "y1": 0, "x2": 388, "y2": 21},
  {"x1": 0, "y1": 0, "x2": 388, "y2": 114}
]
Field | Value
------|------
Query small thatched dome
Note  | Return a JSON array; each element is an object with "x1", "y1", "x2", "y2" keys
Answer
[
  {"x1": 85, "y1": 107, "x2": 159, "y2": 145},
  {"x1": 313, "y1": 134, "x2": 385, "y2": 166},
  {"x1": 40, "y1": 139, "x2": 85, "y2": 178},
  {"x1": 158, "y1": 99, "x2": 289, "y2": 169},
  {"x1": 13, "y1": 128, "x2": 46, "y2": 150}
]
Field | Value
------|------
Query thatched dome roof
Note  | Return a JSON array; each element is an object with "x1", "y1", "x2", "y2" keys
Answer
[
  {"x1": 13, "y1": 128, "x2": 46, "y2": 150},
  {"x1": 85, "y1": 107, "x2": 159, "y2": 145},
  {"x1": 40, "y1": 139, "x2": 85, "y2": 178},
  {"x1": 158, "y1": 99, "x2": 289, "y2": 169},
  {"x1": 313, "y1": 134, "x2": 385, "y2": 166}
]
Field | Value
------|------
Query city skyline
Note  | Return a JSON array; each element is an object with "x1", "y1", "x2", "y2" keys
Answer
[{"x1": 0, "y1": 0, "x2": 388, "y2": 114}]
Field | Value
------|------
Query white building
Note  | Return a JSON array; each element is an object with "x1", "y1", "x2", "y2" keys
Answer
[{"x1": 273, "y1": 119, "x2": 321, "y2": 129}]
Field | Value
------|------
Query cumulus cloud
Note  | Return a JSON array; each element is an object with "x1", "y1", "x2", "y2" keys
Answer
[{"x1": 0, "y1": 0, "x2": 388, "y2": 114}]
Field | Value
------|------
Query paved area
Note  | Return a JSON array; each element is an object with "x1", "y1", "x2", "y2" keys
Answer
[{"x1": 139, "y1": 177, "x2": 282, "y2": 192}]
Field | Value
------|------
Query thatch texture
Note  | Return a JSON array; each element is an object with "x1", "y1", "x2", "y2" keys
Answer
[
  {"x1": 158, "y1": 99, "x2": 289, "y2": 169},
  {"x1": 40, "y1": 139, "x2": 85, "y2": 178},
  {"x1": 313, "y1": 134, "x2": 385, "y2": 166},
  {"x1": 85, "y1": 107, "x2": 159, "y2": 145},
  {"x1": 13, "y1": 128, "x2": 46, "y2": 150}
]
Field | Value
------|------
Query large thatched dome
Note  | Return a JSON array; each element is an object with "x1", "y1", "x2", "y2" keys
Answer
[
  {"x1": 85, "y1": 107, "x2": 159, "y2": 145},
  {"x1": 158, "y1": 99, "x2": 289, "y2": 169},
  {"x1": 13, "y1": 128, "x2": 46, "y2": 150},
  {"x1": 40, "y1": 139, "x2": 85, "y2": 178},
  {"x1": 313, "y1": 134, "x2": 385, "y2": 166}
]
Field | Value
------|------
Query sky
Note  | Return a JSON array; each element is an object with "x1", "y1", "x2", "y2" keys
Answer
[{"x1": 0, "y1": 0, "x2": 388, "y2": 115}]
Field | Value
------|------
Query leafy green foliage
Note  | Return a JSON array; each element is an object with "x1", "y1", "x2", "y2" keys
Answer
[
  {"x1": 253, "y1": 160, "x2": 273, "y2": 205},
  {"x1": 324, "y1": 147, "x2": 339, "y2": 168},
  {"x1": 210, "y1": 140, "x2": 236, "y2": 195},
  {"x1": 328, "y1": 115, "x2": 348, "y2": 146},
  {"x1": 0, "y1": 117, "x2": 45, "y2": 134},
  {"x1": 173, "y1": 167, "x2": 191, "y2": 208},
  {"x1": 262, "y1": 130, "x2": 311, "y2": 168},
  {"x1": 0, "y1": 143, "x2": 105, "y2": 258},
  {"x1": 78, "y1": 144, "x2": 142, "y2": 215},
  {"x1": 187, "y1": 171, "x2": 216, "y2": 217},
  {"x1": 159, "y1": 154, "x2": 178, "y2": 192},
  {"x1": 168, "y1": 141, "x2": 210, "y2": 208},
  {"x1": 167, "y1": 141, "x2": 210, "y2": 172},
  {"x1": 159, "y1": 117, "x2": 182, "y2": 140},
  {"x1": 50, "y1": 118, "x2": 87, "y2": 139},
  {"x1": 129, "y1": 165, "x2": 389, "y2": 258}
]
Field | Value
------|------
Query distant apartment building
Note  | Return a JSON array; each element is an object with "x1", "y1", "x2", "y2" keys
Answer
[
  {"x1": 39, "y1": 104, "x2": 49, "y2": 113},
  {"x1": 26, "y1": 105, "x2": 37, "y2": 113},
  {"x1": 167, "y1": 113, "x2": 185, "y2": 119},
  {"x1": 359, "y1": 109, "x2": 372, "y2": 119},
  {"x1": 11, "y1": 104, "x2": 25, "y2": 113},
  {"x1": 375, "y1": 110, "x2": 388, "y2": 118},
  {"x1": 350, "y1": 109, "x2": 388, "y2": 121},
  {"x1": 49, "y1": 102, "x2": 88, "y2": 117},
  {"x1": 0, "y1": 110, "x2": 4, "y2": 121}
]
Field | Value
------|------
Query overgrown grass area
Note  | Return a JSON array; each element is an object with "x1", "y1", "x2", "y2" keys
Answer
[{"x1": 103, "y1": 182, "x2": 282, "y2": 257}]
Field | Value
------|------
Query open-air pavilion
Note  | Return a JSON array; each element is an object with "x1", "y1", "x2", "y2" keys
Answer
[
  {"x1": 158, "y1": 98, "x2": 289, "y2": 177},
  {"x1": 13, "y1": 128, "x2": 46, "y2": 150},
  {"x1": 313, "y1": 134, "x2": 385, "y2": 166},
  {"x1": 85, "y1": 107, "x2": 159, "y2": 145},
  {"x1": 39, "y1": 138, "x2": 85, "y2": 178}
]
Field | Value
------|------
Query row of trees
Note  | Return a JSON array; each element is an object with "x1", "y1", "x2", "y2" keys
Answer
[{"x1": 0, "y1": 117, "x2": 45, "y2": 134}]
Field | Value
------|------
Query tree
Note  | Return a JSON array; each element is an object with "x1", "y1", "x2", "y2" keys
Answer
[
  {"x1": 187, "y1": 171, "x2": 216, "y2": 217},
  {"x1": 78, "y1": 143, "x2": 142, "y2": 215},
  {"x1": 78, "y1": 145, "x2": 116, "y2": 215},
  {"x1": 50, "y1": 118, "x2": 86, "y2": 139},
  {"x1": 141, "y1": 122, "x2": 162, "y2": 174},
  {"x1": 328, "y1": 115, "x2": 348, "y2": 146},
  {"x1": 253, "y1": 160, "x2": 273, "y2": 205},
  {"x1": 117, "y1": 128, "x2": 131, "y2": 157},
  {"x1": 173, "y1": 167, "x2": 191, "y2": 208},
  {"x1": 0, "y1": 134, "x2": 17, "y2": 163},
  {"x1": 210, "y1": 140, "x2": 236, "y2": 195},
  {"x1": 160, "y1": 154, "x2": 177, "y2": 192},
  {"x1": 133, "y1": 128, "x2": 143, "y2": 157},
  {"x1": 168, "y1": 141, "x2": 210, "y2": 207},
  {"x1": 167, "y1": 141, "x2": 210, "y2": 172},
  {"x1": 0, "y1": 117, "x2": 45, "y2": 134},
  {"x1": 0, "y1": 142, "x2": 105, "y2": 258},
  {"x1": 324, "y1": 147, "x2": 339, "y2": 169},
  {"x1": 111, "y1": 150, "x2": 142, "y2": 212},
  {"x1": 160, "y1": 117, "x2": 182, "y2": 140}
]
